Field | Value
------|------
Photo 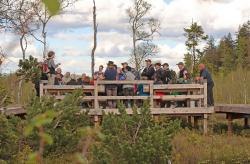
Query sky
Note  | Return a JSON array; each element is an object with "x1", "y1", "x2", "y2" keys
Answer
[{"x1": 1, "y1": 0, "x2": 250, "y2": 75}]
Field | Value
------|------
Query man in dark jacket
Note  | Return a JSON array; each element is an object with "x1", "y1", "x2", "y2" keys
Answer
[
  {"x1": 198, "y1": 63, "x2": 214, "y2": 106},
  {"x1": 104, "y1": 61, "x2": 117, "y2": 108},
  {"x1": 154, "y1": 62, "x2": 164, "y2": 84},
  {"x1": 141, "y1": 59, "x2": 155, "y2": 80},
  {"x1": 162, "y1": 63, "x2": 172, "y2": 84}
]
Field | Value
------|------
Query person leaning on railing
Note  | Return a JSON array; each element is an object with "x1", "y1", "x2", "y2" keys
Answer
[{"x1": 196, "y1": 63, "x2": 214, "y2": 107}]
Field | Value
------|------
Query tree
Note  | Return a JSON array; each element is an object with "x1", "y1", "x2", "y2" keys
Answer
[
  {"x1": 91, "y1": 0, "x2": 97, "y2": 78},
  {"x1": 30, "y1": 0, "x2": 75, "y2": 58},
  {"x1": 4, "y1": 0, "x2": 39, "y2": 59},
  {"x1": 127, "y1": 0, "x2": 160, "y2": 71},
  {"x1": 220, "y1": 33, "x2": 236, "y2": 72},
  {"x1": 202, "y1": 36, "x2": 219, "y2": 73},
  {"x1": 236, "y1": 21, "x2": 250, "y2": 68},
  {"x1": 184, "y1": 21, "x2": 208, "y2": 75}
]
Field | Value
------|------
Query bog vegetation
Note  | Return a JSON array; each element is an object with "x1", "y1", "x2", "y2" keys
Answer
[{"x1": 1, "y1": 0, "x2": 250, "y2": 163}]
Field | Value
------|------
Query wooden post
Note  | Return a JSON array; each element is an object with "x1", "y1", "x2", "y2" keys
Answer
[
  {"x1": 94, "y1": 81, "x2": 99, "y2": 109},
  {"x1": 244, "y1": 117, "x2": 249, "y2": 129},
  {"x1": 94, "y1": 115, "x2": 99, "y2": 127},
  {"x1": 39, "y1": 83, "x2": 44, "y2": 97},
  {"x1": 203, "y1": 80, "x2": 207, "y2": 107},
  {"x1": 149, "y1": 81, "x2": 154, "y2": 108},
  {"x1": 188, "y1": 116, "x2": 192, "y2": 125},
  {"x1": 227, "y1": 113, "x2": 233, "y2": 135},
  {"x1": 203, "y1": 114, "x2": 208, "y2": 135},
  {"x1": 194, "y1": 116, "x2": 199, "y2": 129}
]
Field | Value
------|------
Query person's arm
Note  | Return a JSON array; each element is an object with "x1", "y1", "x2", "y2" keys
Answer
[
  {"x1": 149, "y1": 67, "x2": 155, "y2": 79},
  {"x1": 183, "y1": 70, "x2": 188, "y2": 80}
]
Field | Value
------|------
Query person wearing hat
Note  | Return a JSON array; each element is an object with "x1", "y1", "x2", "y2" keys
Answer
[
  {"x1": 197, "y1": 63, "x2": 214, "y2": 106},
  {"x1": 162, "y1": 63, "x2": 174, "y2": 84},
  {"x1": 104, "y1": 61, "x2": 118, "y2": 108},
  {"x1": 141, "y1": 59, "x2": 155, "y2": 80},
  {"x1": 176, "y1": 62, "x2": 188, "y2": 80},
  {"x1": 153, "y1": 61, "x2": 164, "y2": 84}
]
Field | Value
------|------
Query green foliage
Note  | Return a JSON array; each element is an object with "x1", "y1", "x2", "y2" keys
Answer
[
  {"x1": 92, "y1": 102, "x2": 181, "y2": 164},
  {"x1": 26, "y1": 90, "x2": 90, "y2": 156},
  {"x1": 0, "y1": 114, "x2": 20, "y2": 161},
  {"x1": 0, "y1": 83, "x2": 12, "y2": 107},
  {"x1": 184, "y1": 21, "x2": 208, "y2": 75},
  {"x1": 172, "y1": 129, "x2": 250, "y2": 163},
  {"x1": 42, "y1": 0, "x2": 61, "y2": 16},
  {"x1": 16, "y1": 55, "x2": 41, "y2": 84}
]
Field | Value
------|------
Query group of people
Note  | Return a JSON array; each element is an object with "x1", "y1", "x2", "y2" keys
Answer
[{"x1": 36, "y1": 51, "x2": 214, "y2": 108}]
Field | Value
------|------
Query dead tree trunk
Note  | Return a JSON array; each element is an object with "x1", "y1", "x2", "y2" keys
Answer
[{"x1": 91, "y1": 0, "x2": 97, "y2": 78}]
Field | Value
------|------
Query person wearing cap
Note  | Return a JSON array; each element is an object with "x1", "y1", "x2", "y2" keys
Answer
[
  {"x1": 154, "y1": 61, "x2": 164, "y2": 84},
  {"x1": 162, "y1": 63, "x2": 174, "y2": 84},
  {"x1": 141, "y1": 59, "x2": 155, "y2": 80},
  {"x1": 176, "y1": 62, "x2": 188, "y2": 80},
  {"x1": 94, "y1": 65, "x2": 105, "y2": 80},
  {"x1": 197, "y1": 63, "x2": 214, "y2": 106},
  {"x1": 104, "y1": 61, "x2": 118, "y2": 108}
]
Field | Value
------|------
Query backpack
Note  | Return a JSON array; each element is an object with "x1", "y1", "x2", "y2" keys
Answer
[{"x1": 42, "y1": 60, "x2": 49, "y2": 73}]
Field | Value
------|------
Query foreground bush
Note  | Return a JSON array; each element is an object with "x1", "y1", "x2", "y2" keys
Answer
[
  {"x1": 92, "y1": 103, "x2": 181, "y2": 164},
  {"x1": 172, "y1": 129, "x2": 250, "y2": 163},
  {"x1": 25, "y1": 90, "x2": 90, "y2": 157}
]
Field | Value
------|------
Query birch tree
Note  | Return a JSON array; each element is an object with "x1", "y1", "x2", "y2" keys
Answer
[{"x1": 127, "y1": 0, "x2": 160, "y2": 71}]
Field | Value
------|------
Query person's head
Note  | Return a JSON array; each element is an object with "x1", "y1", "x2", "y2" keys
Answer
[
  {"x1": 47, "y1": 51, "x2": 55, "y2": 59},
  {"x1": 117, "y1": 67, "x2": 122, "y2": 74},
  {"x1": 145, "y1": 59, "x2": 152, "y2": 67},
  {"x1": 82, "y1": 73, "x2": 87, "y2": 79},
  {"x1": 198, "y1": 63, "x2": 206, "y2": 71},
  {"x1": 107, "y1": 61, "x2": 114, "y2": 69},
  {"x1": 83, "y1": 76, "x2": 90, "y2": 83},
  {"x1": 124, "y1": 66, "x2": 131, "y2": 72},
  {"x1": 65, "y1": 72, "x2": 70, "y2": 78},
  {"x1": 71, "y1": 74, "x2": 77, "y2": 80},
  {"x1": 162, "y1": 63, "x2": 169, "y2": 70},
  {"x1": 177, "y1": 62, "x2": 185, "y2": 70},
  {"x1": 121, "y1": 62, "x2": 128, "y2": 69},
  {"x1": 99, "y1": 65, "x2": 104, "y2": 72},
  {"x1": 56, "y1": 68, "x2": 62, "y2": 74},
  {"x1": 155, "y1": 63, "x2": 161, "y2": 70}
]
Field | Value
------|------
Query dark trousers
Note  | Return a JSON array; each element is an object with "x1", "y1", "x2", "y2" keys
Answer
[{"x1": 207, "y1": 84, "x2": 214, "y2": 106}]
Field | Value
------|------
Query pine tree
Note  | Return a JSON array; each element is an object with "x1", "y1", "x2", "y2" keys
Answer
[
  {"x1": 222, "y1": 33, "x2": 236, "y2": 72},
  {"x1": 236, "y1": 21, "x2": 250, "y2": 68},
  {"x1": 184, "y1": 21, "x2": 208, "y2": 75}
]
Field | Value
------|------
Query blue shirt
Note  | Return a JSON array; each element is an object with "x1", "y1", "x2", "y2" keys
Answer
[
  {"x1": 200, "y1": 68, "x2": 214, "y2": 85},
  {"x1": 104, "y1": 68, "x2": 117, "y2": 88}
]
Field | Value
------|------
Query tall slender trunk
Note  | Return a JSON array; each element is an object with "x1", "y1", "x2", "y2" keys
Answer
[
  {"x1": 132, "y1": 28, "x2": 139, "y2": 71},
  {"x1": 20, "y1": 34, "x2": 27, "y2": 60},
  {"x1": 192, "y1": 45, "x2": 195, "y2": 75},
  {"x1": 91, "y1": 0, "x2": 97, "y2": 78},
  {"x1": 42, "y1": 23, "x2": 47, "y2": 59}
]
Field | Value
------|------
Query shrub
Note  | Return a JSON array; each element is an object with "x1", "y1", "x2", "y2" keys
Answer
[
  {"x1": 25, "y1": 90, "x2": 90, "y2": 157},
  {"x1": 91, "y1": 102, "x2": 181, "y2": 164}
]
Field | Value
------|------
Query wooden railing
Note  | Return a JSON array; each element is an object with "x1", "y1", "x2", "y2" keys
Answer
[{"x1": 40, "y1": 80, "x2": 208, "y2": 110}]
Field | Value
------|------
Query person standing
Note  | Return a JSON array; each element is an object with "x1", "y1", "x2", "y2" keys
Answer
[
  {"x1": 141, "y1": 59, "x2": 155, "y2": 80},
  {"x1": 197, "y1": 64, "x2": 214, "y2": 106},
  {"x1": 176, "y1": 62, "x2": 188, "y2": 81},
  {"x1": 94, "y1": 65, "x2": 105, "y2": 80},
  {"x1": 47, "y1": 51, "x2": 60, "y2": 84},
  {"x1": 154, "y1": 62, "x2": 164, "y2": 84},
  {"x1": 104, "y1": 61, "x2": 117, "y2": 108},
  {"x1": 123, "y1": 66, "x2": 135, "y2": 108}
]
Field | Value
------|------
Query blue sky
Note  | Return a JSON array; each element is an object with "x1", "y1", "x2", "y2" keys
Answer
[{"x1": 1, "y1": 0, "x2": 250, "y2": 75}]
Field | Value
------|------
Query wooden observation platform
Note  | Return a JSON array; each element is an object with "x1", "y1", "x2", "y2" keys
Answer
[{"x1": 2, "y1": 80, "x2": 249, "y2": 135}]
